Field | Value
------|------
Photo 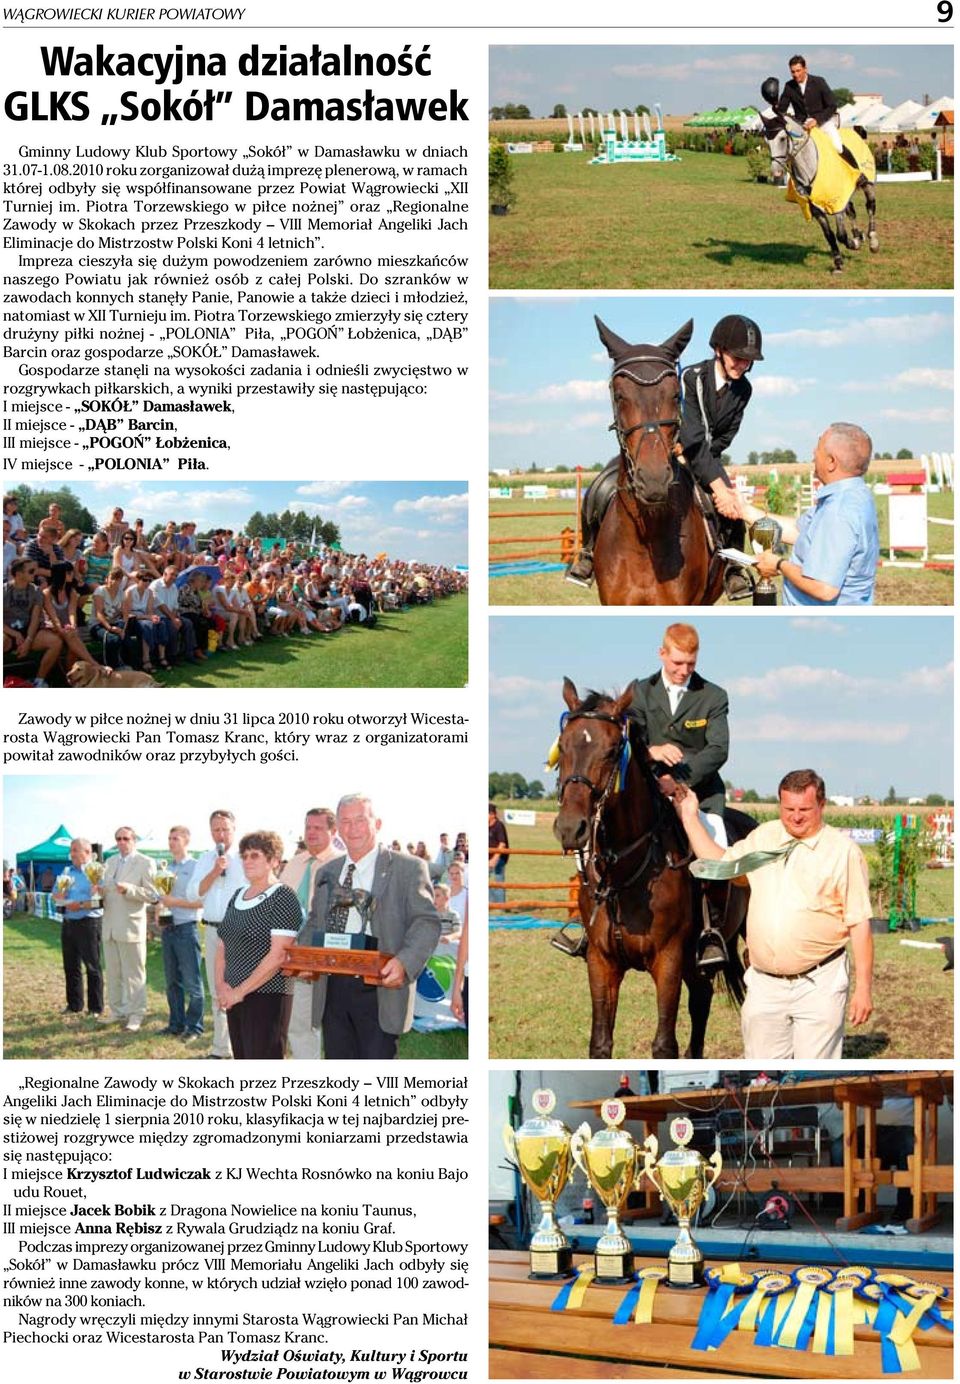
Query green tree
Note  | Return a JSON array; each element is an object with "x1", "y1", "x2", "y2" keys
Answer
[
  {"x1": 833, "y1": 86, "x2": 855, "y2": 108},
  {"x1": 246, "y1": 510, "x2": 267, "y2": 537},
  {"x1": 925, "y1": 793, "x2": 946, "y2": 806},
  {"x1": 884, "y1": 785, "x2": 899, "y2": 805},
  {"x1": 895, "y1": 448, "x2": 913, "y2": 460},
  {"x1": 741, "y1": 788, "x2": 760, "y2": 803},
  {"x1": 526, "y1": 779, "x2": 545, "y2": 800},
  {"x1": 13, "y1": 485, "x2": 97, "y2": 533},
  {"x1": 551, "y1": 103, "x2": 567, "y2": 119}
]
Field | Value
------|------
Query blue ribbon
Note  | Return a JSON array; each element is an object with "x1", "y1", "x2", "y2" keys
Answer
[
  {"x1": 550, "y1": 1270, "x2": 583, "y2": 1312},
  {"x1": 691, "y1": 1283, "x2": 736, "y2": 1352},
  {"x1": 612, "y1": 1277, "x2": 642, "y2": 1325},
  {"x1": 755, "y1": 1292, "x2": 782, "y2": 1348}
]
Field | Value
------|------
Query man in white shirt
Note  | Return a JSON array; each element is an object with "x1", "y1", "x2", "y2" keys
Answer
[
  {"x1": 150, "y1": 563, "x2": 201, "y2": 663},
  {"x1": 188, "y1": 810, "x2": 246, "y2": 1058}
]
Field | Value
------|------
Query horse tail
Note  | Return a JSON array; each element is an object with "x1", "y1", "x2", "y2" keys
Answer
[{"x1": 714, "y1": 938, "x2": 746, "y2": 1008}]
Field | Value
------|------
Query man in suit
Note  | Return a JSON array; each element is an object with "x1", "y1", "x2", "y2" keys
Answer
[
  {"x1": 302, "y1": 794, "x2": 441, "y2": 1059},
  {"x1": 99, "y1": 826, "x2": 157, "y2": 1032},
  {"x1": 280, "y1": 807, "x2": 343, "y2": 1060},
  {"x1": 629, "y1": 623, "x2": 732, "y2": 972},
  {"x1": 777, "y1": 55, "x2": 843, "y2": 153}
]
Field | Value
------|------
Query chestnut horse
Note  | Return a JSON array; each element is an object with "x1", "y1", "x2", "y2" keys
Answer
[
  {"x1": 553, "y1": 678, "x2": 746, "y2": 1059},
  {"x1": 593, "y1": 317, "x2": 725, "y2": 607}
]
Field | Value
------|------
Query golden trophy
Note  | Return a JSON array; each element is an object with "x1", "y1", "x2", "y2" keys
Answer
[
  {"x1": 749, "y1": 513, "x2": 783, "y2": 607},
  {"x1": 83, "y1": 859, "x2": 104, "y2": 899},
  {"x1": 641, "y1": 1117, "x2": 722, "y2": 1288},
  {"x1": 503, "y1": 1089, "x2": 576, "y2": 1279},
  {"x1": 571, "y1": 1098, "x2": 640, "y2": 1284},
  {"x1": 153, "y1": 860, "x2": 175, "y2": 896}
]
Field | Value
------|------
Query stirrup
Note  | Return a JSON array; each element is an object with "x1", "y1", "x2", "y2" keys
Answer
[
  {"x1": 550, "y1": 924, "x2": 588, "y2": 959},
  {"x1": 723, "y1": 566, "x2": 755, "y2": 601},
  {"x1": 696, "y1": 928, "x2": 728, "y2": 974},
  {"x1": 565, "y1": 552, "x2": 595, "y2": 588}
]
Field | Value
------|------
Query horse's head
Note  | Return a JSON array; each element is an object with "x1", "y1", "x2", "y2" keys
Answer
[
  {"x1": 595, "y1": 315, "x2": 692, "y2": 508},
  {"x1": 553, "y1": 677, "x2": 635, "y2": 852}
]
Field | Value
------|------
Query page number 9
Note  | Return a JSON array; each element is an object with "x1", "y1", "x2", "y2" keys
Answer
[{"x1": 937, "y1": 0, "x2": 952, "y2": 19}]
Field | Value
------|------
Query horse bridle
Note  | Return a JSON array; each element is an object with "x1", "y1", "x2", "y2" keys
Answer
[
  {"x1": 608, "y1": 353, "x2": 683, "y2": 494},
  {"x1": 557, "y1": 709, "x2": 628, "y2": 812}
]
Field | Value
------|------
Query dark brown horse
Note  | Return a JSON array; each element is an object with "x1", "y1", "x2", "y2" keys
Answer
[
  {"x1": 592, "y1": 317, "x2": 724, "y2": 607},
  {"x1": 553, "y1": 677, "x2": 745, "y2": 1059}
]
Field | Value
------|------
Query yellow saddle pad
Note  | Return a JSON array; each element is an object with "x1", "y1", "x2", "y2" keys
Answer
[{"x1": 786, "y1": 127, "x2": 875, "y2": 219}]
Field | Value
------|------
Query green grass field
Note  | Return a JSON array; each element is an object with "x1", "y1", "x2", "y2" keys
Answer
[
  {"x1": 2, "y1": 913, "x2": 467, "y2": 1060},
  {"x1": 488, "y1": 494, "x2": 954, "y2": 606},
  {"x1": 146, "y1": 597, "x2": 468, "y2": 688},
  {"x1": 487, "y1": 814, "x2": 954, "y2": 1060},
  {"x1": 489, "y1": 152, "x2": 953, "y2": 288}
]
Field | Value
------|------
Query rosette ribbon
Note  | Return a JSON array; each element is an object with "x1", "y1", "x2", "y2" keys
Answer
[{"x1": 690, "y1": 1266, "x2": 758, "y2": 1351}]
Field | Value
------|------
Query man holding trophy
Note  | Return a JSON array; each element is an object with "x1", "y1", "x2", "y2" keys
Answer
[
  {"x1": 52, "y1": 838, "x2": 103, "y2": 1018},
  {"x1": 745, "y1": 423, "x2": 879, "y2": 606},
  {"x1": 99, "y1": 826, "x2": 158, "y2": 1033}
]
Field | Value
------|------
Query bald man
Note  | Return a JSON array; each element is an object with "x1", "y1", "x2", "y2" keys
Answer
[{"x1": 747, "y1": 423, "x2": 879, "y2": 605}]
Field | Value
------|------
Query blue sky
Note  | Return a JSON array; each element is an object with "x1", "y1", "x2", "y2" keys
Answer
[
  {"x1": 490, "y1": 45, "x2": 953, "y2": 118},
  {"x1": 59, "y1": 479, "x2": 468, "y2": 567},
  {"x1": 489, "y1": 297, "x2": 953, "y2": 470},
  {"x1": 490, "y1": 615, "x2": 953, "y2": 799}
]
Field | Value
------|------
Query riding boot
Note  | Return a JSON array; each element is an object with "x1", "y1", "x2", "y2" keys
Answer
[
  {"x1": 718, "y1": 517, "x2": 754, "y2": 600},
  {"x1": 550, "y1": 923, "x2": 588, "y2": 959},
  {"x1": 566, "y1": 512, "x2": 597, "y2": 587}
]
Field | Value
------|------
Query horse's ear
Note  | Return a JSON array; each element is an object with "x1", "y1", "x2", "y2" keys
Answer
[
  {"x1": 659, "y1": 319, "x2": 694, "y2": 362},
  {"x1": 612, "y1": 684, "x2": 635, "y2": 718},
  {"x1": 562, "y1": 676, "x2": 580, "y2": 711},
  {"x1": 595, "y1": 315, "x2": 631, "y2": 362}
]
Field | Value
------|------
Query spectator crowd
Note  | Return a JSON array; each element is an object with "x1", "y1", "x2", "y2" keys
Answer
[{"x1": 3, "y1": 496, "x2": 467, "y2": 685}]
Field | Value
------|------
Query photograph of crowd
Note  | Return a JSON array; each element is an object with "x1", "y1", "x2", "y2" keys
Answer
[
  {"x1": 3, "y1": 480, "x2": 468, "y2": 689},
  {"x1": 3, "y1": 778, "x2": 470, "y2": 1062}
]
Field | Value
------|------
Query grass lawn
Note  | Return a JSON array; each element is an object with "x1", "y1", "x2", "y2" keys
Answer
[
  {"x1": 3, "y1": 913, "x2": 467, "y2": 1061},
  {"x1": 488, "y1": 494, "x2": 954, "y2": 607},
  {"x1": 486, "y1": 814, "x2": 954, "y2": 1060},
  {"x1": 151, "y1": 596, "x2": 468, "y2": 688},
  {"x1": 489, "y1": 152, "x2": 953, "y2": 288}
]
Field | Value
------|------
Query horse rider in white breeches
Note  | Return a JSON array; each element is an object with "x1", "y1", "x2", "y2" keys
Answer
[{"x1": 774, "y1": 54, "x2": 844, "y2": 153}]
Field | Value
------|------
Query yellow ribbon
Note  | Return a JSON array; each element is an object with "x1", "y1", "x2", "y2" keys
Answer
[
  {"x1": 889, "y1": 1291, "x2": 939, "y2": 1347},
  {"x1": 739, "y1": 1274, "x2": 791, "y2": 1334},
  {"x1": 777, "y1": 1281, "x2": 817, "y2": 1348},
  {"x1": 545, "y1": 737, "x2": 560, "y2": 770},
  {"x1": 832, "y1": 1283, "x2": 855, "y2": 1357},
  {"x1": 566, "y1": 1268, "x2": 595, "y2": 1309},
  {"x1": 634, "y1": 1273, "x2": 664, "y2": 1324}
]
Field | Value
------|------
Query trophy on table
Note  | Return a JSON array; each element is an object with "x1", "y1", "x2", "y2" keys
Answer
[
  {"x1": 641, "y1": 1117, "x2": 722, "y2": 1288},
  {"x1": 503, "y1": 1089, "x2": 576, "y2": 1279},
  {"x1": 570, "y1": 1098, "x2": 640, "y2": 1284},
  {"x1": 749, "y1": 512, "x2": 784, "y2": 606}
]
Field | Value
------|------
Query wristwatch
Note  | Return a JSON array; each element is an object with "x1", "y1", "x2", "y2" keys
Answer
[{"x1": 775, "y1": 557, "x2": 787, "y2": 574}]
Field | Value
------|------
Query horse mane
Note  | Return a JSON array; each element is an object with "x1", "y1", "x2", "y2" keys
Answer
[{"x1": 576, "y1": 687, "x2": 612, "y2": 714}]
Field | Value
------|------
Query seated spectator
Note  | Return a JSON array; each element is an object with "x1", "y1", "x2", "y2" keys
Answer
[
  {"x1": 3, "y1": 519, "x2": 18, "y2": 580},
  {"x1": 4, "y1": 557, "x2": 63, "y2": 685},
  {"x1": 150, "y1": 563, "x2": 202, "y2": 664},
  {"x1": 122, "y1": 569, "x2": 169, "y2": 672},
  {"x1": 24, "y1": 521, "x2": 65, "y2": 587},
  {"x1": 103, "y1": 506, "x2": 127, "y2": 547},
  {"x1": 179, "y1": 570, "x2": 214, "y2": 655},
  {"x1": 91, "y1": 566, "x2": 131, "y2": 669},
  {"x1": 4, "y1": 495, "x2": 26, "y2": 543},
  {"x1": 41, "y1": 562, "x2": 97, "y2": 671},
  {"x1": 83, "y1": 531, "x2": 114, "y2": 590}
]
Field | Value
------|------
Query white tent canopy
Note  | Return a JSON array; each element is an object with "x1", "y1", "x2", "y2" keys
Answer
[
  {"x1": 843, "y1": 101, "x2": 891, "y2": 128},
  {"x1": 869, "y1": 99, "x2": 924, "y2": 132}
]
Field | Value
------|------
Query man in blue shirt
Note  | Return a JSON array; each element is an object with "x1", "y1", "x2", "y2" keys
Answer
[
  {"x1": 159, "y1": 826, "x2": 204, "y2": 1041},
  {"x1": 750, "y1": 423, "x2": 878, "y2": 605},
  {"x1": 52, "y1": 839, "x2": 103, "y2": 1017}
]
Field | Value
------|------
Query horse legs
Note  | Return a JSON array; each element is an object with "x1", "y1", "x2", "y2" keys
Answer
[
  {"x1": 812, "y1": 204, "x2": 844, "y2": 273},
  {"x1": 647, "y1": 945, "x2": 684, "y2": 1059},
  {"x1": 586, "y1": 949, "x2": 624, "y2": 1059},
  {"x1": 684, "y1": 969, "x2": 714, "y2": 1060},
  {"x1": 842, "y1": 200, "x2": 863, "y2": 251},
  {"x1": 863, "y1": 181, "x2": 879, "y2": 252}
]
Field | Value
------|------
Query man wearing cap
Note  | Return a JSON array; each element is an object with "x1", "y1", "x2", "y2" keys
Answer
[
  {"x1": 567, "y1": 315, "x2": 762, "y2": 587},
  {"x1": 674, "y1": 769, "x2": 874, "y2": 1059}
]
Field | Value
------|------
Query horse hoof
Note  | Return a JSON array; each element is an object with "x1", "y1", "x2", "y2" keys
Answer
[
  {"x1": 869, "y1": 234, "x2": 880, "y2": 253},
  {"x1": 831, "y1": 265, "x2": 844, "y2": 275}
]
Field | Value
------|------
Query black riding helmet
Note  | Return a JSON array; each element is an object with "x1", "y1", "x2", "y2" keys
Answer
[{"x1": 709, "y1": 315, "x2": 764, "y2": 362}]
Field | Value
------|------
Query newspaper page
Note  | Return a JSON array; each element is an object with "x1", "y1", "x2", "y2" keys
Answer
[{"x1": 1, "y1": 4, "x2": 955, "y2": 1384}]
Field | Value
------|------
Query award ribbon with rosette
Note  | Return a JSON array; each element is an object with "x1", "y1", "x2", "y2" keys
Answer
[
  {"x1": 641, "y1": 1116, "x2": 721, "y2": 1288},
  {"x1": 571, "y1": 1098, "x2": 641, "y2": 1285},
  {"x1": 503, "y1": 1089, "x2": 576, "y2": 1280}
]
